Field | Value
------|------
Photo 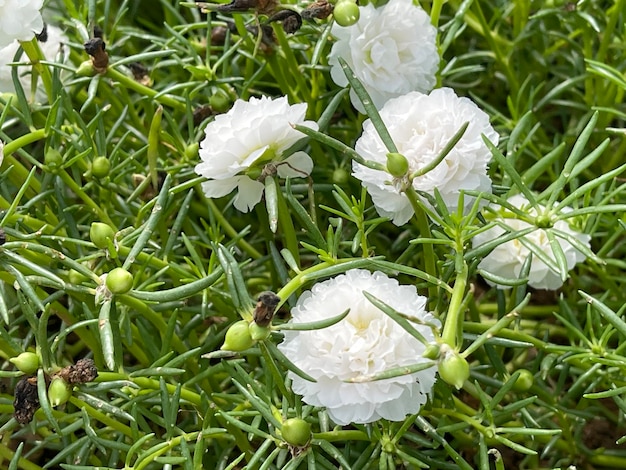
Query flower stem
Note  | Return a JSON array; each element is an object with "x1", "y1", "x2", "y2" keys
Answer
[
  {"x1": 441, "y1": 258, "x2": 468, "y2": 349},
  {"x1": 405, "y1": 187, "x2": 437, "y2": 296},
  {"x1": 105, "y1": 67, "x2": 186, "y2": 113}
]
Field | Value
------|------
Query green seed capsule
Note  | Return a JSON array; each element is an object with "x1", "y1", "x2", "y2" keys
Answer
[
  {"x1": 249, "y1": 322, "x2": 271, "y2": 342},
  {"x1": 512, "y1": 369, "x2": 534, "y2": 392},
  {"x1": 10, "y1": 352, "x2": 40, "y2": 374},
  {"x1": 91, "y1": 156, "x2": 111, "y2": 179},
  {"x1": 386, "y1": 152, "x2": 409, "y2": 177},
  {"x1": 105, "y1": 268, "x2": 134, "y2": 294},
  {"x1": 221, "y1": 320, "x2": 254, "y2": 351},
  {"x1": 281, "y1": 418, "x2": 312, "y2": 447},
  {"x1": 48, "y1": 377, "x2": 71, "y2": 407},
  {"x1": 438, "y1": 351, "x2": 470, "y2": 390},
  {"x1": 333, "y1": 1, "x2": 360, "y2": 27},
  {"x1": 90, "y1": 222, "x2": 115, "y2": 249}
]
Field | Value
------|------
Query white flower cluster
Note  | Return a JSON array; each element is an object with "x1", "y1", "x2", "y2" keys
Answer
[
  {"x1": 472, "y1": 195, "x2": 590, "y2": 290},
  {"x1": 353, "y1": 88, "x2": 498, "y2": 225},
  {"x1": 0, "y1": 0, "x2": 44, "y2": 48},
  {"x1": 194, "y1": 96, "x2": 317, "y2": 212},
  {"x1": 328, "y1": 0, "x2": 439, "y2": 113},
  {"x1": 0, "y1": 25, "x2": 66, "y2": 101},
  {"x1": 278, "y1": 269, "x2": 438, "y2": 425}
]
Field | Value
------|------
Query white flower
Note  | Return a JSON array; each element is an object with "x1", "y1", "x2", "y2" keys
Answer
[
  {"x1": 0, "y1": 25, "x2": 67, "y2": 101},
  {"x1": 278, "y1": 269, "x2": 438, "y2": 425},
  {"x1": 353, "y1": 87, "x2": 498, "y2": 225},
  {"x1": 194, "y1": 96, "x2": 318, "y2": 213},
  {"x1": 0, "y1": 0, "x2": 44, "y2": 49},
  {"x1": 472, "y1": 195, "x2": 591, "y2": 290},
  {"x1": 328, "y1": 0, "x2": 438, "y2": 113}
]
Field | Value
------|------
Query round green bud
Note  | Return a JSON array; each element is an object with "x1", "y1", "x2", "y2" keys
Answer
[
  {"x1": 333, "y1": 1, "x2": 360, "y2": 27},
  {"x1": 281, "y1": 418, "x2": 312, "y2": 447},
  {"x1": 438, "y1": 351, "x2": 470, "y2": 390},
  {"x1": 422, "y1": 344, "x2": 441, "y2": 360},
  {"x1": 386, "y1": 152, "x2": 409, "y2": 177},
  {"x1": 209, "y1": 92, "x2": 231, "y2": 113},
  {"x1": 76, "y1": 60, "x2": 96, "y2": 77},
  {"x1": 332, "y1": 168, "x2": 349, "y2": 184},
  {"x1": 10, "y1": 352, "x2": 40, "y2": 374},
  {"x1": 91, "y1": 156, "x2": 111, "y2": 179},
  {"x1": 105, "y1": 267, "x2": 134, "y2": 294},
  {"x1": 511, "y1": 369, "x2": 534, "y2": 392},
  {"x1": 184, "y1": 143, "x2": 200, "y2": 160},
  {"x1": 221, "y1": 320, "x2": 254, "y2": 351},
  {"x1": 90, "y1": 222, "x2": 115, "y2": 249},
  {"x1": 48, "y1": 377, "x2": 72, "y2": 407},
  {"x1": 249, "y1": 322, "x2": 271, "y2": 342},
  {"x1": 44, "y1": 148, "x2": 63, "y2": 171}
]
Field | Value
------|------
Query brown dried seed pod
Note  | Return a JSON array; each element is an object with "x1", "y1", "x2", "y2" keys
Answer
[
  {"x1": 56, "y1": 358, "x2": 99, "y2": 384},
  {"x1": 13, "y1": 376, "x2": 40, "y2": 424},
  {"x1": 253, "y1": 291, "x2": 281, "y2": 327},
  {"x1": 301, "y1": 1, "x2": 333, "y2": 20},
  {"x1": 84, "y1": 38, "x2": 109, "y2": 73}
]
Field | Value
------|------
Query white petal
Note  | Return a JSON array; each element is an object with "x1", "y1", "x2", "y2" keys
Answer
[
  {"x1": 277, "y1": 152, "x2": 313, "y2": 178},
  {"x1": 200, "y1": 177, "x2": 239, "y2": 198},
  {"x1": 233, "y1": 178, "x2": 264, "y2": 213}
]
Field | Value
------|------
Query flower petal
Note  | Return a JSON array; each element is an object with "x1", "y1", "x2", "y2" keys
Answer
[{"x1": 277, "y1": 152, "x2": 313, "y2": 178}]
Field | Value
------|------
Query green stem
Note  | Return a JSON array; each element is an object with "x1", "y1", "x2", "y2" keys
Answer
[
  {"x1": 97, "y1": 372, "x2": 202, "y2": 406},
  {"x1": 313, "y1": 430, "x2": 370, "y2": 442},
  {"x1": 405, "y1": 187, "x2": 437, "y2": 295},
  {"x1": 105, "y1": 67, "x2": 186, "y2": 113},
  {"x1": 441, "y1": 260, "x2": 468, "y2": 349}
]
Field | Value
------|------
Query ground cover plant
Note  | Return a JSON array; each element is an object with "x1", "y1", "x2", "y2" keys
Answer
[{"x1": 1, "y1": 0, "x2": 626, "y2": 468}]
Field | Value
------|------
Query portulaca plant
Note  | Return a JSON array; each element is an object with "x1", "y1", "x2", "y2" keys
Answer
[{"x1": 1, "y1": 0, "x2": 625, "y2": 469}]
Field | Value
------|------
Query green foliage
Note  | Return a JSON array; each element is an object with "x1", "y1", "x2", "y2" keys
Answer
[{"x1": 1, "y1": 0, "x2": 626, "y2": 469}]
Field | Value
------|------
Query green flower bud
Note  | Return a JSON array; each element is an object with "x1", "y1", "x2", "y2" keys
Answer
[
  {"x1": 386, "y1": 152, "x2": 409, "y2": 177},
  {"x1": 48, "y1": 377, "x2": 71, "y2": 407},
  {"x1": 422, "y1": 344, "x2": 440, "y2": 360},
  {"x1": 184, "y1": 143, "x2": 200, "y2": 160},
  {"x1": 209, "y1": 92, "x2": 231, "y2": 113},
  {"x1": 76, "y1": 60, "x2": 96, "y2": 77},
  {"x1": 438, "y1": 351, "x2": 470, "y2": 390},
  {"x1": 281, "y1": 418, "x2": 312, "y2": 447},
  {"x1": 105, "y1": 267, "x2": 134, "y2": 294},
  {"x1": 249, "y1": 322, "x2": 271, "y2": 342},
  {"x1": 332, "y1": 168, "x2": 349, "y2": 184},
  {"x1": 511, "y1": 369, "x2": 534, "y2": 392},
  {"x1": 333, "y1": 1, "x2": 360, "y2": 26},
  {"x1": 91, "y1": 156, "x2": 111, "y2": 179},
  {"x1": 221, "y1": 320, "x2": 254, "y2": 351},
  {"x1": 10, "y1": 352, "x2": 40, "y2": 374},
  {"x1": 44, "y1": 148, "x2": 63, "y2": 171},
  {"x1": 90, "y1": 222, "x2": 115, "y2": 249}
]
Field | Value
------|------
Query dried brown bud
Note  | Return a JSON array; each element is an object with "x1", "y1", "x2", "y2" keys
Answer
[
  {"x1": 253, "y1": 291, "x2": 280, "y2": 327},
  {"x1": 13, "y1": 376, "x2": 40, "y2": 424},
  {"x1": 57, "y1": 358, "x2": 99, "y2": 384},
  {"x1": 84, "y1": 38, "x2": 109, "y2": 73},
  {"x1": 129, "y1": 62, "x2": 151, "y2": 86},
  {"x1": 268, "y1": 10, "x2": 302, "y2": 34},
  {"x1": 301, "y1": 0, "x2": 333, "y2": 20}
]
